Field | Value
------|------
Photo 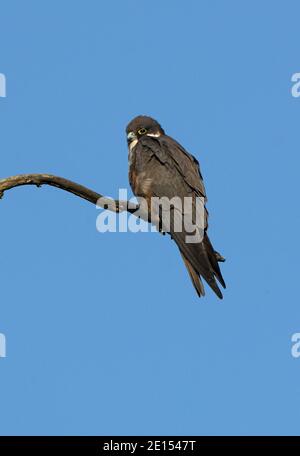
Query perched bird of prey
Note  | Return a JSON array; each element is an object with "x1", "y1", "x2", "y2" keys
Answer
[{"x1": 126, "y1": 115, "x2": 226, "y2": 299}]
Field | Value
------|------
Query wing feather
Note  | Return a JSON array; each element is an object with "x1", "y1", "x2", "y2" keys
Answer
[{"x1": 129, "y1": 135, "x2": 225, "y2": 298}]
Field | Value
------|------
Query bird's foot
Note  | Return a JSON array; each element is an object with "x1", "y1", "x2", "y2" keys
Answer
[{"x1": 215, "y1": 251, "x2": 226, "y2": 262}]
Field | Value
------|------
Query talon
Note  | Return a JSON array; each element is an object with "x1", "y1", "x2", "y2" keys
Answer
[{"x1": 215, "y1": 251, "x2": 226, "y2": 262}]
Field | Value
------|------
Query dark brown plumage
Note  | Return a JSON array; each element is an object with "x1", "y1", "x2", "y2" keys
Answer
[{"x1": 126, "y1": 115, "x2": 226, "y2": 299}]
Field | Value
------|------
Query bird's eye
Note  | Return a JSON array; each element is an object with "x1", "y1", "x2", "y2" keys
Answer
[{"x1": 138, "y1": 128, "x2": 147, "y2": 135}]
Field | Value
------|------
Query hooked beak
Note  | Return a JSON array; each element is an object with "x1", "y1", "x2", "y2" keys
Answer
[{"x1": 127, "y1": 131, "x2": 137, "y2": 143}]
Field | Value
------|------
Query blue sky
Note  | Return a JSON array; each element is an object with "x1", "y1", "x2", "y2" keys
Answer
[{"x1": 0, "y1": 0, "x2": 300, "y2": 436}]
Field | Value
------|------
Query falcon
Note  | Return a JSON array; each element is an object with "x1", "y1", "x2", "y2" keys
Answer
[{"x1": 126, "y1": 115, "x2": 226, "y2": 299}]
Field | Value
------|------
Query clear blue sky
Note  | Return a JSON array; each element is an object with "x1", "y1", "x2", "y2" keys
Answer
[{"x1": 0, "y1": 0, "x2": 299, "y2": 436}]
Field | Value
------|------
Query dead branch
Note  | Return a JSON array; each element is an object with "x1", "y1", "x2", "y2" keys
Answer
[{"x1": 0, "y1": 174, "x2": 138, "y2": 213}]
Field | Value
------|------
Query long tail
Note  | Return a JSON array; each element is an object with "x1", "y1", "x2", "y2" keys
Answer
[
  {"x1": 180, "y1": 253, "x2": 205, "y2": 297},
  {"x1": 175, "y1": 232, "x2": 226, "y2": 299}
]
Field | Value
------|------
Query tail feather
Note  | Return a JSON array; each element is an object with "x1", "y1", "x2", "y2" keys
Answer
[
  {"x1": 165, "y1": 207, "x2": 225, "y2": 299},
  {"x1": 173, "y1": 231, "x2": 225, "y2": 299},
  {"x1": 203, "y1": 234, "x2": 226, "y2": 289},
  {"x1": 181, "y1": 253, "x2": 205, "y2": 297}
]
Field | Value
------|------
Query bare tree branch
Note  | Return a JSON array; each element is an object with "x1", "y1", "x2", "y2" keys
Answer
[
  {"x1": 0, "y1": 173, "x2": 138, "y2": 213},
  {"x1": 0, "y1": 173, "x2": 226, "y2": 267}
]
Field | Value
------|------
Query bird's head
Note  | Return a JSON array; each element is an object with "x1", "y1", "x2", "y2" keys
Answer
[{"x1": 126, "y1": 115, "x2": 165, "y2": 148}]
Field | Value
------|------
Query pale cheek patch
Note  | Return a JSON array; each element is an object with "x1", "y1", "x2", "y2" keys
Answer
[{"x1": 129, "y1": 139, "x2": 138, "y2": 151}]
